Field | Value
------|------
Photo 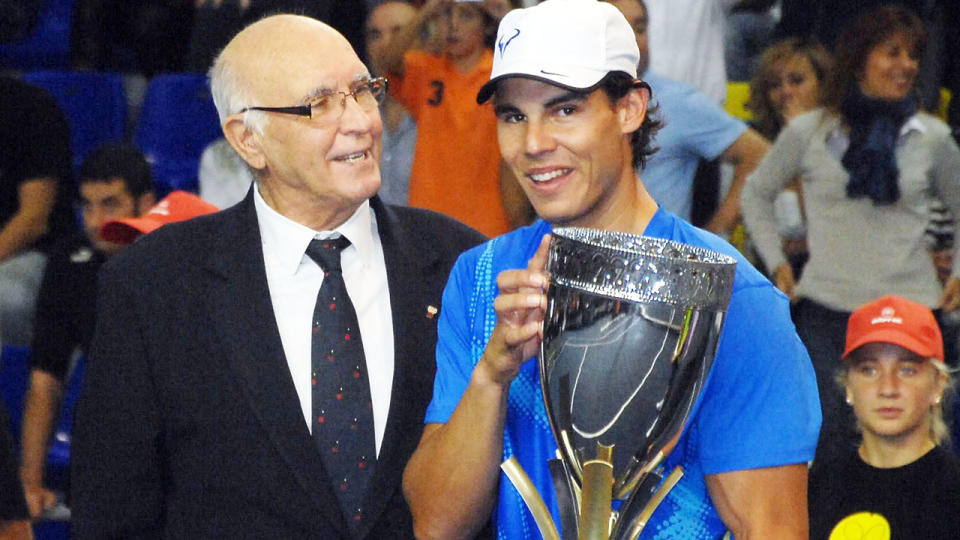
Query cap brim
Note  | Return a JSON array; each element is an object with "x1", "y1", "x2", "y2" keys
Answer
[
  {"x1": 99, "y1": 217, "x2": 164, "y2": 245},
  {"x1": 843, "y1": 328, "x2": 941, "y2": 362},
  {"x1": 477, "y1": 72, "x2": 621, "y2": 104}
]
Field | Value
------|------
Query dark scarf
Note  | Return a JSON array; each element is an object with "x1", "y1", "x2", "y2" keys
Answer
[{"x1": 840, "y1": 88, "x2": 917, "y2": 205}]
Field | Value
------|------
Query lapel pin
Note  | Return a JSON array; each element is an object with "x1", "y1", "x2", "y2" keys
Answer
[{"x1": 426, "y1": 305, "x2": 438, "y2": 319}]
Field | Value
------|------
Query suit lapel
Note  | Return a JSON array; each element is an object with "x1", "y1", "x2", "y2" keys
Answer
[
  {"x1": 357, "y1": 199, "x2": 444, "y2": 536},
  {"x1": 201, "y1": 192, "x2": 350, "y2": 537}
]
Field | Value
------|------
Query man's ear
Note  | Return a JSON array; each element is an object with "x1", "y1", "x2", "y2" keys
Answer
[
  {"x1": 618, "y1": 83, "x2": 650, "y2": 135},
  {"x1": 223, "y1": 114, "x2": 267, "y2": 171}
]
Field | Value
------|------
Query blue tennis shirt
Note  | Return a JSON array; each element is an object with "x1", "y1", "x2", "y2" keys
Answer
[{"x1": 426, "y1": 208, "x2": 821, "y2": 539}]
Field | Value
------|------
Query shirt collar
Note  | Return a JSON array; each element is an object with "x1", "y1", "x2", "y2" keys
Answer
[
  {"x1": 900, "y1": 114, "x2": 925, "y2": 136},
  {"x1": 254, "y1": 186, "x2": 376, "y2": 276}
]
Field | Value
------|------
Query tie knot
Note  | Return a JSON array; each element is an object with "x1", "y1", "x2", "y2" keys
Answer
[{"x1": 306, "y1": 236, "x2": 351, "y2": 273}]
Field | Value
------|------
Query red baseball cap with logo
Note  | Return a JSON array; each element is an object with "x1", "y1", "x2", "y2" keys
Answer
[
  {"x1": 843, "y1": 295, "x2": 944, "y2": 363},
  {"x1": 99, "y1": 190, "x2": 219, "y2": 245}
]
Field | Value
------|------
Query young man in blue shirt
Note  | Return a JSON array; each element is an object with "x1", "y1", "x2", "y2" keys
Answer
[{"x1": 403, "y1": 1, "x2": 821, "y2": 539}]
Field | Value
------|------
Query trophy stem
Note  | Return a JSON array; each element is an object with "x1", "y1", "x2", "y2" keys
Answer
[
  {"x1": 620, "y1": 466, "x2": 684, "y2": 540},
  {"x1": 501, "y1": 457, "x2": 562, "y2": 540},
  {"x1": 578, "y1": 444, "x2": 614, "y2": 540}
]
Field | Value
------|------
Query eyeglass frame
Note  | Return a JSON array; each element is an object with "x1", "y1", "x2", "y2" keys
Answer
[{"x1": 239, "y1": 77, "x2": 388, "y2": 120}]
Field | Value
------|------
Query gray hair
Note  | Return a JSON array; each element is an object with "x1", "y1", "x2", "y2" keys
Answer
[{"x1": 208, "y1": 47, "x2": 267, "y2": 134}]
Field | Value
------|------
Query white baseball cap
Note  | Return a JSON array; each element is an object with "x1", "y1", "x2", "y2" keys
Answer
[{"x1": 476, "y1": 0, "x2": 640, "y2": 104}]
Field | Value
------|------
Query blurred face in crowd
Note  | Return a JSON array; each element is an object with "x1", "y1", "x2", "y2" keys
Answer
[
  {"x1": 223, "y1": 16, "x2": 383, "y2": 230},
  {"x1": 493, "y1": 77, "x2": 645, "y2": 229},
  {"x1": 859, "y1": 32, "x2": 919, "y2": 100},
  {"x1": 845, "y1": 342, "x2": 945, "y2": 445},
  {"x1": 442, "y1": 3, "x2": 486, "y2": 61},
  {"x1": 608, "y1": 0, "x2": 649, "y2": 74},
  {"x1": 80, "y1": 178, "x2": 150, "y2": 255},
  {"x1": 365, "y1": 2, "x2": 417, "y2": 74},
  {"x1": 767, "y1": 53, "x2": 821, "y2": 122}
]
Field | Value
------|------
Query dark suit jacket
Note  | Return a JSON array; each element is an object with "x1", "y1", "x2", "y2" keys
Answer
[{"x1": 71, "y1": 193, "x2": 485, "y2": 539}]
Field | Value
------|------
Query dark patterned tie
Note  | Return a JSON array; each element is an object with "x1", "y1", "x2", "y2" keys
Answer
[{"x1": 306, "y1": 236, "x2": 376, "y2": 531}]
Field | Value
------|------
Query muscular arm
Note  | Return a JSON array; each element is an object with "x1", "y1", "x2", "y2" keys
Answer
[
  {"x1": 18, "y1": 370, "x2": 63, "y2": 519},
  {"x1": 705, "y1": 128, "x2": 769, "y2": 235},
  {"x1": 403, "y1": 236, "x2": 550, "y2": 540},
  {"x1": 706, "y1": 464, "x2": 809, "y2": 539},
  {"x1": 0, "y1": 179, "x2": 57, "y2": 262}
]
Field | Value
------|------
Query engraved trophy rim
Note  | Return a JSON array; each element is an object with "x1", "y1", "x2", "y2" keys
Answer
[{"x1": 549, "y1": 227, "x2": 738, "y2": 311}]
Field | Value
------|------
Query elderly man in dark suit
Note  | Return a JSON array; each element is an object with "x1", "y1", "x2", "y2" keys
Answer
[{"x1": 71, "y1": 14, "x2": 484, "y2": 540}]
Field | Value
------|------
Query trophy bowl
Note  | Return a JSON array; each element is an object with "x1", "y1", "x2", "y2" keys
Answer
[{"x1": 522, "y1": 227, "x2": 737, "y2": 540}]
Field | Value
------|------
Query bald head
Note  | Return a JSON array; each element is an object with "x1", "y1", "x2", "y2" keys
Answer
[{"x1": 210, "y1": 14, "x2": 364, "y2": 126}]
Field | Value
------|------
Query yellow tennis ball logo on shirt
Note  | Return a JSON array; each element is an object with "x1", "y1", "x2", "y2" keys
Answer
[{"x1": 828, "y1": 512, "x2": 891, "y2": 540}]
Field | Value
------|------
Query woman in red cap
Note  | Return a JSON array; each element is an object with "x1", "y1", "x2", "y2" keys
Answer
[{"x1": 808, "y1": 295, "x2": 960, "y2": 539}]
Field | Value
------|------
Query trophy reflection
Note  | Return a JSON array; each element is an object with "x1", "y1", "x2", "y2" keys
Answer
[{"x1": 501, "y1": 228, "x2": 737, "y2": 540}]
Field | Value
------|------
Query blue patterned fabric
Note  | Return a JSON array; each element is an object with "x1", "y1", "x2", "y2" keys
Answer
[{"x1": 425, "y1": 209, "x2": 821, "y2": 539}]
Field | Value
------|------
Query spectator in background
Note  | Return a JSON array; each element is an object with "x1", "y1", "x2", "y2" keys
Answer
[
  {"x1": 0, "y1": 76, "x2": 75, "y2": 347},
  {"x1": 777, "y1": 0, "x2": 946, "y2": 112},
  {"x1": 747, "y1": 38, "x2": 831, "y2": 278},
  {"x1": 645, "y1": 0, "x2": 734, "y2": 105},
  {"x1": 608, "y1": 0, "x2": 770, "y2": 236},
  {"x1": 808, "y1": 295, "x2": 960, "y2": 539},
  {"x1": 382, "y1": 0, "x2": 531, "y2": 236},
  {"x1": 742, "y1": 5, "x2": 960, "y2": 469},
  {"x1": 17, "y1": 144, "x2": 155, "y2": 520},
  {"x1": 749, "y1": 38, "x2": 832, "y2": 141},
  {"x1": 366, "y1": 1, "x2": 418, "y2": 206}
]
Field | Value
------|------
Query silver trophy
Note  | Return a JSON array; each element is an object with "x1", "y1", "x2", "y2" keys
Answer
[{"x1": 501, "y1": 228, "x2": 737, "y2": 540}]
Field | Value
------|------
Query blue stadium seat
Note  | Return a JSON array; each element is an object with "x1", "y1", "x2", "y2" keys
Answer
[
  {"x1": 0, "y1": 345, "x2": 31, "y2": 443},
  {"x1": 22, "y1": 71, "x2": 127, "y2": 170},
  {"x1": 135, "y1": 73, "x2": 222, "y2": 196},
  {"x1": 0, "y1": 0, "x2": 73, "y2": 70}
]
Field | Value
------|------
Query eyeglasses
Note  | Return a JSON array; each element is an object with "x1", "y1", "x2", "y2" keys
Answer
[{"x1": 240, "y1": 77, "x2": 388, "y2": 123}]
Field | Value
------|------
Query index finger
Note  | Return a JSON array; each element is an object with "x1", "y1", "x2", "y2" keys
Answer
[{"x1": 527, "y1": 234, "x2": 552, "y2": 275}]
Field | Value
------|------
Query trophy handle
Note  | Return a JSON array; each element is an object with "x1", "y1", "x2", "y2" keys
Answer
[
  {"x1": 548, "y1": 457, "x2": 580, "y2": 540},
  {"x1": 614, "y1": 466, "x2": 684, "y2": 540},
  {"x1": 501, "y1": 457, "x2": 562, "y2": 540}
]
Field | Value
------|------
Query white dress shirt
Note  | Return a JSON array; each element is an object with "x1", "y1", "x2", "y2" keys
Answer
[{"x1": 254, "y1": 188, "x2": 394, "y2": 456}]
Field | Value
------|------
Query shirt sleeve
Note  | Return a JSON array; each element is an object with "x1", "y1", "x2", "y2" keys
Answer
[
  {"x1": 29, "y1": 250, "x2": 79, "y2": 380},
  {"x1": 692, "y1": 282, "x2": 822, "y2": 474},
  {"x1": 424, "y1": 250, "x2": 481, "y2": 424},
  {"x1": 741, "y1": 112, "x2": 817, "y2": 274},
  {"x1": 928, "y1": 129, "x2": 960, "y2": 277},
  {"x1": 675, "y1": 88, "x2": 748, "y2": 161}
]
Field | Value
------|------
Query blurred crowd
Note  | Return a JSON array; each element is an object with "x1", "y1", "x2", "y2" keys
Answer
[{"x1": 2, "y1": 0, "x2": 960, "y2": 538}]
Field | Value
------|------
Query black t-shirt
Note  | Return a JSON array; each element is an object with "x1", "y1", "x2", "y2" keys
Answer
[
  {"x1": 809, "y1": 446, "x2": 960, "y2": 540},
  {"x1": 0, "y1": 76, "x2": 75, "y2": 253},
  {"x1": 29, "y1": 231, "x2": 104, "y2": 380}
]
